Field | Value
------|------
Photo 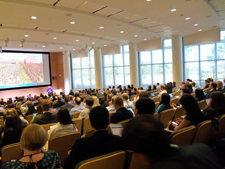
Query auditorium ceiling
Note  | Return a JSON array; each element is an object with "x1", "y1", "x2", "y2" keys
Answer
[{"x1": 0, "y1": 0, "x2": 224, "y2": 52}]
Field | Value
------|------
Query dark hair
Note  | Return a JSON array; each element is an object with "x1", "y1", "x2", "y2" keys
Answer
[
  {"x1": 57, "y1": 108, "x2": 73, "y2": 125},
  {"x1": 185, "y1": 84, "x2": 193, "y2": 93},
  {"x1": 195, "y1": 89, "x2": 205, "y2": 101},
  {"x1": 180, "y1": 95, "x2": 203, "y2": 117},
  {"x1": 182, "y1": 87, "x2": 191, "y2": 94},
  {"x1": 114, "y1": 97, "x2": 123, "y2": 107},
  {"x1": 89, "y1": 106, "x2": 109, "y2": 130},
  {"x1": 36, "y1": 104, "x2": 43, "y2": 115},
  {"x1": 160, "y1": 93, "x2": 171, "y2": 106},
  {"x1": 139, "y1": 91, "x2": 149, "y2": 99},
  {"x1": 122, "y1": 115, "x2": 170, "y2": 160},
  {"x1": 85, "y1": 97, "x2": 94, "y2": 107},
  {"x1": 64, "y1": 96, "x2": 69, "y2": 103},
  {"x1": 148, "y1": 85, "x2": 151, "y2": 90},
  {"x1": 210, "y1": 92, "x2": 225, "y2": 110},
  {"x1": 135, "y1": 98, "x2": 155, "y2": 115},
  {"x1": 5, "y1": 115, "x2": 23, "y2": 131},
  {"x1": 210, "y1": 82, "x2": 217, "y2": 89},
  {"x1": 27, "y1": 104, "x2": 37, "y2": 115},
  {"x1": 153, "y1": 85, "x2": 156, "y2": 90}
]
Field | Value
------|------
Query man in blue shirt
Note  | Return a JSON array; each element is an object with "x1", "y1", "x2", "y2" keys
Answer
[{"x1": 69, "y1": 97, "x2": 85, "y2": 116}]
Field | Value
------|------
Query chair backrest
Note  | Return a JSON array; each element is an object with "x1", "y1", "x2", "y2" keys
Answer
[
  {"x1": 173, "y1": 106, "x2": 186, "y2": 121},
  {"x1": 109, "y1": 111, "x2": 116, "y2": 118},
  {"x1": 0, "y1": 119, "x2": 4, "y2": 126},
  {"x1": 153, "y1": 113, "x2": 159, "y2": 119},
  {"x1": 130, "y1": 95, "x2": 135, "y2": 101},
  {"x1": 152, "y1": 97, "x2": 158, "y2": 102},
  {"x1": 41, "y1": 123, "x2": 57, "y2": 139},
  {"x1": 170, "y1": 125, "x2": 196, "y2": 146},
  {"x1": 72, "y1": 118, "x2": 82, "y2": 132},
  {"x1": 170, "y1": 98, "x2": 179, "y2": 105},
  {"x1": 48, "y1": 132, "x2": 81, "y2": 164},
  {"x1": 217, "y1": 114, "x2": 225, "y2": 137},
  {"x1": 83, "y1": 117, "x2": 92, "y2": 134},
  {"x1": 73, "y1": 111, "x2": 81, "y2": 119},
  {"x1": 85, "y1": 128, "x2": 96, "y2": 137},
  {"x1": 0, "y1": 116, "x2": 4, "y2": 120},
  {"x1": 75, "y1": 151, "x2": 126, "y2": 169},
  {"x1": 203, "y1": 88, "x2": 210, "y2": 93},
  {"x1": 155, "y1": 102, "x2": 160, "y2": 110},
  {"x1": 2, "y1": 143, "x2": 21, "y2": 163},
  {"x1": 159, "y1": 108, "x2": 176, "y2": 128},
  {"x1": 198, "y1": 100, "x2": 207, "y2": 110},
  {"x1": 192, "y1": 120, "x2": 215, "y2": 145},
  {"x1": 172, "y1": 90, "x2": 181, "y2": 97},
  {"x1": 118, "y1": 119, "x2": 131, "y2": 128},
  {"x1": 128, "y1": 152, "x2": 148, "y2": 169},
  {"x1": 26, "y1": 114, "x2": 33, "y2": 124},
  {"x1": 51, "y1": 110, "x2": 58, "y2": 114}
]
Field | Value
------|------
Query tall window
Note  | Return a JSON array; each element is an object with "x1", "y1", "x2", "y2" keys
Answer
[
  {"x1": 103, "y1": 45, "x2": 130, "y2": 88},
  {"x1": 139, "y1": 39, "x2": 173, "y2": 89},
  {"x1": 71, "y1": 49, "x2": 95, "y2": 89},
  {"x1": 184, "y1": 30, "x2": 225, "y2": 87}
]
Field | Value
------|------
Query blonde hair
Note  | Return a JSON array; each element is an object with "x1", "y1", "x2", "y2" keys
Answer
[
  {"x1": 92, "y1": 96, "x2": 100, "y2": 107},
  {"x1": 20, "y1": 124, "x2": 47, "y2": 151},
  {"x1": 217, "y1": 81, "x2": 223, "y2": 89},
  {"x1": 6, "y1": 108, "x2": 18, "y2": 116}
]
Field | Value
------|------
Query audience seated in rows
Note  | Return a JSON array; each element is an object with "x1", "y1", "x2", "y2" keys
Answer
[
  {"x1": 33, "y1": 99, "x2": 57, "y2": 125},
  {"x1": 60, "y1": 96, "x2": 74, "y2": 110},
  {"x1": 78, "y1": 97, "x2": 94, "y2": 119},
  {"x1": 122, "y1": 115, "x2": 223, "y2": 169},
  {"x1": 2, "y1": 124, "x2": 61, "y2": 169},
  {"x1": 102, "y1": 93, "x2": 112, "y2": 108},
  {"x1": 156, "y1": 93, "x2": 172, "y2": 114},
  {"x1": 53, "y1": 96, "x2": 65, "y2": 108},
  {"x1": 63, "y1": 106, "x2": 124, "y2": 169},
  {"x1": 69, "y1": 97, "x2": 85, "y2": 116},
  {"x1": 122, "y1": 93, "x2": 134, "y2": 108},
  {"x1": 134, "y1": 98, "x2": 155, "y2": 116},
  {"x1": 48, "y1": 108, "x2": 78, "y2": 140},
  {"x1": 106, "y1": 96, "x2": 116, "y2": 112},
  {"x1": 167, "y1": 95, "x2": 204, "y2": 131},
  {"x1": 203, "y1": 92, "x2": 225, "y2": 119}
]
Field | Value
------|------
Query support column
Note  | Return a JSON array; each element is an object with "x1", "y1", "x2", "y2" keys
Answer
[
  {"x1": 129, "y1": 42, "x2": 139, "y2": 87},
  {"x1": 94, "y1": 47, "x2": 103, "y2": 89},
  {"x1": 172, "y1": 35, "x2": 183, "y2": 85},
  {"x1": 63, "y1": 51, "x2": 72, "y2": 94}
]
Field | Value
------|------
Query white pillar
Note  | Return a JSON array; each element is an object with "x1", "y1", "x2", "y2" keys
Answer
[
  {"x1": 172, "y1": 35, "x2": 183, "y2": 85},
  {"x1": 94, "y1": 47, "x2": 103, "y2": 89},
  {"x1": 63, "y1": 51, "x2": 72, "y2": 94},
  {"x1": 129, "y1": 42, "x2": 139, "y2": 87}
]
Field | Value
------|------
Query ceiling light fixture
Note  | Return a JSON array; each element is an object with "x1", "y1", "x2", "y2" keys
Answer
[
  {"x1": 76, "y1": 40, "x2": 79, "y2": 42},
  {"x1": 42, "y1": 46, "x2": 45, "y2": 48},
  {"x1": 171, "y1": 9, "x2": 176, "y2": 12},
  {"x1": 31, "y1": 16, "x2": 37, "y2": 19},
  {"x1": 120, "y1": 31, "x2": 124, "y2": 33},
  {"x1": 25, "y1": 35, "x2": 29, "y2": 37},
  {"x1": 100, "y1": 26, "x2": 104, "y2": 29},
  {"x1": 104, "y1": 44, "x2": 107, "y2": 46},
  {"x1": 146, "y1": 0, "x2": 151, "y2": 1},
  {"x1": 185, "y1": 17, "x2": 190, "y2": 20},
  {"x1": 60, "y1": 47, "x2": 62, "y2": 49},
  {"x1": 134, "y1": 35, "x2": 138, "y2": 37},
  {"x1": 70, "y1": 21, "x2": 75, "y2": 24},
  {"x1": 194, "y1": 24, "x2": 198, "y2": 26},
  {"x1": 53, "y1": 37, "x2": 57, "y2": 39},
  {"x1": 92, "y1": 42, "x2": 95, "y2": 44},
  {"x1": 144, "y1": 38, "x2": 147, "y2": 40},
  {"x1": 198, "y1": 29, "x2": 202, "y2": 31},
  {"x1": 73, "y1": 49, "x2": 75, "y2": 50}
]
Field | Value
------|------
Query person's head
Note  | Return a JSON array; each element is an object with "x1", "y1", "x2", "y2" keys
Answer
[
  {"x1": 28, "y1": 104, "x2": 36, "y2": 113},
  {"x1": 107, "y1": 94, "x2": 113, "y2": 101},
  {"x1": 182, "y1": 87, "x2": 191, "y2": 95},
  {"x1": 114, "y1": 97, "x2": 124, "y2": 110},
  {"x1": 180, "y1": 95, "x2": 202, "y2": 116},
  {"x1": 160, "y1": 93, "x2": 171, "y2": 105},
  {"x1": 185, "y1": 84, "x2": 193, "y2": 93},
  {"x1": 6, "y1": 108, "x2": 18, "y2": 116},
  {"x1": 75, "y1": 97, "x2": 82, "y2": 105},
  {"x1": 172, "y1": 82, "x2": 176, "y2": 86},
  {"x1": 36, "y1": 104, "x2": 43, "y2": 114},
  {"x1": 217, "y1": 81, "x2": 223, "y2": 89},
  {"x1": 92, "y1": 96, "x2": 100, "y2": 107},
  {"x1": 122, "y1": 93, "x2": 129, "y2": 101},
  {"x1": 195, "y1": 89, "x2": 205, "y2": 100},
  {"x1": 210, "y1": 92, "x2": 225, "y2": 109},
  {"x1": 85, "y1": 97, "x2": 94, "y2": 107},
  {"x1": 57, "y1": 108, "x2": 73, "y2": 125},
  {"x1": 139, "y1": 91, "x2": 149, "y2": 99},
  {"x1": 205, "y1": 79, "x2": 209, "y2": 84},
  {"x1": 135, "y1": 98, "x2": 155, "y2": 116},
  {"x1": 20, "y1": 124, "x2": 47, "y2": 151},
  {"x1": 160, "y1": 85, "x2": 166, "y2": 91},
  {"x1": 41, "y1": 99, "x2": 50, "y2": 111},
  {"x1": 153, "y1": 85, "x2": 156, "y2": 90},
  {"x1": 122, "y1": 115, "x2": 170, "y2": 165},
  {"x1": 89, "y1": 106, "x2": 109, "y2": 130},
  {"x1": 148, "y1": 85, "x2": 151, "y2": 90},
  {"x1": 64, "y1": 96, "x2": 69, "y2": 103},
  {"x1": 127, "y1": 89, "x2": 131, "y2": 94},
  {"x1": 26, "y1": 101, "x2": 32, "y2": 107},
  {"x1": 157, "y1": 83, "x2": 159, "y2": 86},
  {"x1": 210, "y1": 82, "x2": 217, "y2": 90},
  {"x1": 191, "y1": 82, "x2": 195, "y2": 87},
  {"x1": 5, "y1": 115, "x2": 23, "y2": 129},
  {"x1": 57, "y1": 96, "x2": 62, "y2": 101}
]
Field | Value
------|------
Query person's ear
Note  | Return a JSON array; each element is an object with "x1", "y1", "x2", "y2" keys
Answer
[{"x1": 136, "y1": 153, "x2": 151, "y2": 166}]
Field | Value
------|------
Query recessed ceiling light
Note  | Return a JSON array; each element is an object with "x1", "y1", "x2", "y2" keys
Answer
[
  {"x1": 53, "y1": 37, "x2": 57, "y2": 39},
  {"x1": 24, "y1": 35, "x2": 29, "y2": 37},
  {"x1": 99, "y1": 26, "x2": 104, "y2": 29},
  {"x1": 144, "y1": 38, "x2": 147, "y2": 40},
  {"x1": 194, "y1": 24, "x2": 198, "y2": 26},
  {"x1": 171, "y1": 9, "x2": 176, "y2": 12},
  {"x1": 60, "y1": 47, "x2": 62, "y2": 49},
  {"x1": 92, "y1": 42, "x2": 95, "y2": 44},
  {"x1": 76, "y1": 40, "x2": 79, "y2": 42},
  {"x1": 70, "y1": 21, "x2": 75, "y2": 24},
  {"x1": 198, "y1": 29, "x2": 202, "y2": 31},
  {"x1": 42, "y1": 46, "x2": 45, "y2": 48},
  {"x1": 134, "y1": 35, "x2": 138, "y2": 37},
  {"x1": 104, "y1": 44, "x2": 107, "y2": 46},
  {"x1": 185, "y1": 17, "x2": 190, "y2": 20},
  {"x1": 146, "y1": 0, "x2": 151, "y2": 1},
  {"x1": 73, "y1": 49, "x2": 75, "y2": 50},
  {"x1": 120, "y1": 31, "x2": 124, "y2": 33},
  {"x1": 31, "y1": 16, "x2": 37, "y2": 19}
]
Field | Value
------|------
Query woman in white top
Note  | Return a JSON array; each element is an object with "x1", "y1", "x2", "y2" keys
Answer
[
  {"x1": 48, "y1": 108, "x2": 78, "y2": 140},
  {"x1": 92, "y1": 96, "x2": 100, "y2": 108}
]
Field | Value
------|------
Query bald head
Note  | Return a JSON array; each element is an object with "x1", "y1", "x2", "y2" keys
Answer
[{"x1": 75, "y1": 97, "x2": 81, "y2": 105}]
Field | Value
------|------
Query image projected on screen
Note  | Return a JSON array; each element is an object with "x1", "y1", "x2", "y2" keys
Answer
[{"x1": 0, "y1": 53, "x2": 44, "y2": 87}]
